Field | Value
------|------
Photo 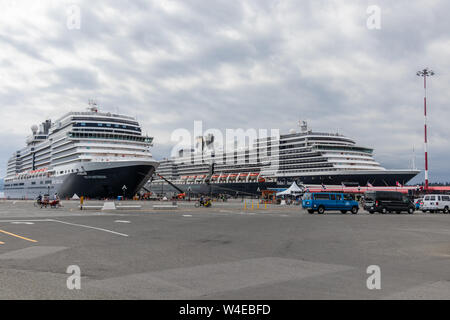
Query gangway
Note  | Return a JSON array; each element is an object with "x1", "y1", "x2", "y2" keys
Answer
[{"x1": 156, "y1": 173, "x2": 186, "y2": 199}]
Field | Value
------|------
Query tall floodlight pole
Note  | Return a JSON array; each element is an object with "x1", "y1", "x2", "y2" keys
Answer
[{"x1": 416, "y1": 68, "x2": 434, "y2": 190}]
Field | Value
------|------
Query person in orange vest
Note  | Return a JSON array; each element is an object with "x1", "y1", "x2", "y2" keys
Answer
[{"x1": 80, "y1": 196, "x2": 84, "y2": 210}]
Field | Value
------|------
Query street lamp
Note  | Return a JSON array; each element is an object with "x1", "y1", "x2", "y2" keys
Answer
[{"x1": 416, "y1": 68, "x2": 434, "y2": 190}]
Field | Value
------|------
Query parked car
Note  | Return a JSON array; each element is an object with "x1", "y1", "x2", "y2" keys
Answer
[
  {"x1": 421, "y1": 194, "x2": 450, "y2": 213},
  {"x1": 302, "y1": 192, "x2": 359, "y2": 214},
  {"x1": 363, "y1": 191, "x2": 415, "y2": 214}
]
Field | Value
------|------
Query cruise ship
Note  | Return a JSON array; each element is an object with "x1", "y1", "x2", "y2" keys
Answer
[
  {"x1": 148, "y1": 122, "x2": 419, "y2": 196},
  {"x1": 4, "y1": 103, "x2": 158, "y2": 199}
]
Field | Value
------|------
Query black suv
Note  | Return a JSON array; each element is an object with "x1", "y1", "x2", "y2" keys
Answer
[{"x1": 363, "y1": 191, "x2": 415, "y2": 214}]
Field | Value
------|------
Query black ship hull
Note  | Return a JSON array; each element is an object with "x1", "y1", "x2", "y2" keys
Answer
[
  {"x1": 149, "y1": 171, "x2": 419, "y2": 196},
  {"x1": 4, "y1": 163, "x2": 156, "y2": 199},
  {"x1": 58, "y1": 164, "x2": 156, "y2": 199}
]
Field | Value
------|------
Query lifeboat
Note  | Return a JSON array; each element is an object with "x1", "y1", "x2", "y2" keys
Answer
[
  {"x1": 196, "y1": 175, "x2": 206, "y2": 182},
  {"x1": 248, "y1": 172, "x2": 259, "y2": 181},
  {"x1": 30, "y1": 168, "x2": 47, "y2": 175},
  {"x1": 238, "y1": 173, "x2": 249, "y2": 180}
]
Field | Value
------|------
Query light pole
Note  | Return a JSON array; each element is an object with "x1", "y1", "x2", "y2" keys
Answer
[{"x1": 416, "y1": 68, "x2": 434, "y2": 190}]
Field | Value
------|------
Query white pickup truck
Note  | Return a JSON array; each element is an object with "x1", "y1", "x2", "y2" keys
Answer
[{"x1": 422, "y1": 194, "x2": 450, "y2": 213}]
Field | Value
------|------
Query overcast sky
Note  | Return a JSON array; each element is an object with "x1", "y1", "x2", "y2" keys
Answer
[{"x1": 1, "y1": 0, "x2": 449, "y2": 183}]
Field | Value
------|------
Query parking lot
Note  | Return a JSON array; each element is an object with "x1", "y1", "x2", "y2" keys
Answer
[{"x1": 1, "y1": 199, "x2": 450, "y2": 299}]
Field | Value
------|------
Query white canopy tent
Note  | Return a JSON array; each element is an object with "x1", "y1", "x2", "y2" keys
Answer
[{"x1": 276, "y1": 182, "x2": 304, "y2": 197}]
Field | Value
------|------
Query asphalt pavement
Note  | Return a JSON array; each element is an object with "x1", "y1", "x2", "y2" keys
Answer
[{"x1": 0, "y1": 199, "x2": 449, "y2": 299}]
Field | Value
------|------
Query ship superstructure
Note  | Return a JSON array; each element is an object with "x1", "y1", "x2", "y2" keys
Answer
[
  {"x1": 4, "y1": 103, "x2": 158, "y2": 199},
  {"x1": 149, "y1": 122, "x2": 419, "y2": 196}
]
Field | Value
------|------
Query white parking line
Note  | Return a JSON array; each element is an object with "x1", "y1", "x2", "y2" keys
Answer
[
  {"x1": 0, "y1": 219, "x2": 129, "y2": 237},
  {"x1": 115, "y1": 220, "x2": 131, "y2": 224},
  {"x1": 182, "y1": 215, "x2": 192, "y2": 217},
  {"x1": 49, "y1": 219, "x2": 129, "y2": 237},
  {"x1": 0, "y1": 219, "x2": 51, "y2": 223},
  {"x1": 10, "y1": 222, "x2": 35, "y2": 225}
]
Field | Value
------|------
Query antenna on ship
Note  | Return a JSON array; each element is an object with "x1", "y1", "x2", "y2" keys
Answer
[
  {"x1": 88, "y1": 99, "x2": 98, "y2": 113},
  {"x1": 299, "y1": 120, "x2": 308, "y2": 133}
]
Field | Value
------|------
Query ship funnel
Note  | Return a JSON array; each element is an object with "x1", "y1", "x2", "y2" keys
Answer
[
  {"x1": 195, "y1": 136, "x2": 205, "y2": 153},
  {"x1": 205, "y1": 134, "x2": 214, "y2": 149},
  {"x1": 42, "y1": 120, "x2": 51, "y2": 134},
  {"x1": 31, "y1": 125, "x2": 38, "y2": 135}
]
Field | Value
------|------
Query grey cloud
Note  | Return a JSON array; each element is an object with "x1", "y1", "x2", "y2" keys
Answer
[
  {"x1": 0, "y1": 0, "x2": 449, "y2": 184},
  {"x1": 46, "y1": 67, "x2": 100, "y2": 90},
  {"x1": 0, "y1": 33, "x2": 51, "y2": 63}
]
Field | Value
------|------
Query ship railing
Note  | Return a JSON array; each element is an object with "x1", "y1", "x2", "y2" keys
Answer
[{"x1": 55, "y1": 111, "x2": 136, "y2": 122}]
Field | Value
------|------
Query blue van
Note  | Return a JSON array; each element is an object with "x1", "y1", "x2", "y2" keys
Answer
[{"x1": 302, "y1": 192, "x2": 359, "y2": 214}]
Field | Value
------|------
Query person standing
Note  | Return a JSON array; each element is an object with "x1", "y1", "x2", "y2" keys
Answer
[{"x1": 80, "y1": 196, "x2": 84, "y2": 210}]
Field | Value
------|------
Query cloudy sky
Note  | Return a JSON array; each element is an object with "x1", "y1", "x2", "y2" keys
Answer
[{"x1": 1, "y1": 0, "x2": 449, "y2": 183}]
